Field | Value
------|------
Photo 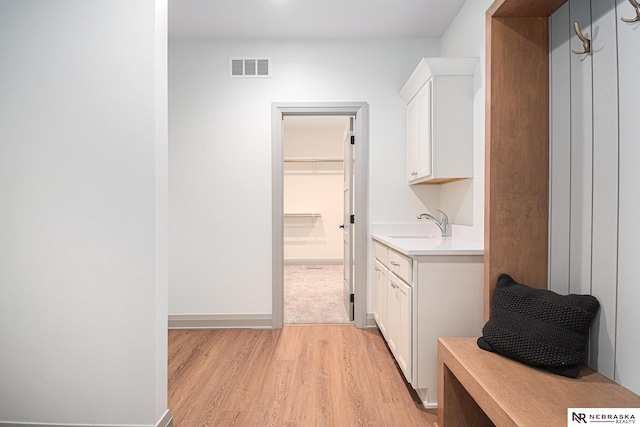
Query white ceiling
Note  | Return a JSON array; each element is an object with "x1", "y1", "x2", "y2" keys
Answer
[{"x1": 169, "y1": 0, "x2": 468, "y2": 40}]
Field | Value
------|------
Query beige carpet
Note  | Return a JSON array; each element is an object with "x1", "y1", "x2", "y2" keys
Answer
[{"x1": 284, "y1": 264, "x2": 352, "y2": 324}]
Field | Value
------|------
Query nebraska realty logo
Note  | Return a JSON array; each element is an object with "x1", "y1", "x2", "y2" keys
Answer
[{"x1": 569, "y1": 408, "x2": 639, "y2": 424}]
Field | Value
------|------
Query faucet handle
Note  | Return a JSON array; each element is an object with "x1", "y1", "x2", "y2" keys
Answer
[
  {"x1": 434, "y1": 209, "x2": 449, "y2": 223},
  {"x1": 435, "y1": 209, "x2": 452, "y2": 237}
]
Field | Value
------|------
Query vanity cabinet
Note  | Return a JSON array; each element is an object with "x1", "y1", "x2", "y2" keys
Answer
[
  {"x1": 372, "y1": 238, "x2": 484, "y2": 408},
  {"x1": 373, "y1": 241, "x2": 413, "y2": 381},
  {"x1": 400, "y1": 57, "x2": 477, "y2": 185}
]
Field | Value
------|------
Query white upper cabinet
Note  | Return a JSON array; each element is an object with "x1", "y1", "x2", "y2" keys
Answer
[{"x1": 400, "y1": 58, "x2": 477, "y2": 185}]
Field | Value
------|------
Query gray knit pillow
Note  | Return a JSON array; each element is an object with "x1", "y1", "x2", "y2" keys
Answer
[{"x1": 477, "y1": 274, "x2": 600, "y2": 378}]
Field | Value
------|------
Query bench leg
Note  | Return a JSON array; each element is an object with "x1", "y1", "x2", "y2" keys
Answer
[{"x1": 439, "y1": 360, "x2": 494, "y2": 426}]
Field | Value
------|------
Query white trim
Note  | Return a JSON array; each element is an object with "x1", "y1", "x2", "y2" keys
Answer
[
  {"x1": 415, "y1": 388, "x2": 437, "y2": 409},
  {"x1": 168, "y1": 314, "x2": 272, "y2": 329},
  {"x1": 0, "y1": 424, "x2": 155, "y2": 427},
  {"x1": 0, "y1": 410, "x2": 173, "y2": 427},
  {"x1": 283, "y1": 259, "x2": 343, "y2": 265},
  {"x1": 366, "y1": 313, "x2": 378, "y2": 328},
  {"x1": 272, "y1": 102, "x2": 370, "y2": 329},
  {"x1": 156, "y1": 410, "x2": 173, "y2": 427}
]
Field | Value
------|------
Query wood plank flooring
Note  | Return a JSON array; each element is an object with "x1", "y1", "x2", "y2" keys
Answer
[{"x1": 168, "y1": 325, "x2": 437, "y2": 426}]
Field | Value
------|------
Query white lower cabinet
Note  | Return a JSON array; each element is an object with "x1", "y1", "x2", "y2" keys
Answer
[
  {"x1": 388, "y1": 271, "x2": 412, "y2": 380},
  {"x1": 372, "y1": 239, "x2": 484, "y2": 408},
  {"x1": 373, "y1": 259, "x2": 389, "y2": 338}
]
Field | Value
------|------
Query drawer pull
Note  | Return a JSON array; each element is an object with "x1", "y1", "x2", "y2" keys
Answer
[{"x1": 390, "y1": 261, "x2": 400, "y2": 267}]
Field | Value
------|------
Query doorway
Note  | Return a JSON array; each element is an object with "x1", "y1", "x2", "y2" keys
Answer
[
  {"x1": 272, "y1": 103, "x2": 369, "y2": 329},
  {"x1": 282, "y1": 115, "x2": 350, "y2": 324}
]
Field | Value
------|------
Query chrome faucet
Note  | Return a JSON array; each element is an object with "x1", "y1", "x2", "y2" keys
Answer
[{"x1": 417, "y1": 209, "x2": 451, "y2": 237}]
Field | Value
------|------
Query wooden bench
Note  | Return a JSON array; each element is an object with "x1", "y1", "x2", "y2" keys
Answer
[{"x1": 437, "y1": 338, "x2": 640, "y2": 426}]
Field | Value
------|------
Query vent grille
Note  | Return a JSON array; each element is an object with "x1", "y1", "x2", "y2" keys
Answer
[{"x1": 229, "y1": 58, "x2": 271, "y2": 78}]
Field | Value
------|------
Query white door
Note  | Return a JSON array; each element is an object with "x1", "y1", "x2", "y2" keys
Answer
[{"x1": 342, "y1": 117, "x2": 355, "y2": 321}]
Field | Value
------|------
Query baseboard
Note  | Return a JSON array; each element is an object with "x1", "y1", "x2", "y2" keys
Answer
[
  {"x1": 416, "y1": 388, "x2": 437, "y2": 409},
  {"x1": 168, "y1": 314, "x2": 272, "y2": 329},
  {"x1": 0, "y1": 410, "x2": 173, "y2": 427},
  {"x1": 283, "y1": 259, "x2": 343, "y2": 265},
  {"x1": 156, "y1": 410, "x2": 173, "y2": 427},
  {"x1": 366, "y1": 312, "x2": 378, "y2": 328}
]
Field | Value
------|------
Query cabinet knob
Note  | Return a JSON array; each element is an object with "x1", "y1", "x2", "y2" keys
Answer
[
  {"x1": 411, "y1": 171, "x2": 418, "y2": 176},
  {"x1": 390, "y1": 261, "x2": 400, "y2": 266}
]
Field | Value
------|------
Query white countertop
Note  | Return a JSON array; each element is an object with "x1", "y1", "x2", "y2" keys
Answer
[{"x1": 371, "y1": 224, "x2": 484, "y2": 256}]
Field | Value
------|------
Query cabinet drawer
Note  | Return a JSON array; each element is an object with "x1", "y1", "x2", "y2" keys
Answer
[
  {"x1": 388, "y1": 249, "x2": 412, "y2": 284},
  {"x1": 373, "y1": 240, "x2": 389, "y2": 265}
]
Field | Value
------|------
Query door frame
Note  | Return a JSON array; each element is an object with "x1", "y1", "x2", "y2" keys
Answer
[{"x1": 271, "y1": 102, "x2": 369, "y2": 329}]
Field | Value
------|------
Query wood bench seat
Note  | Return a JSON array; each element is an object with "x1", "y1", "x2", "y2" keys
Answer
[{"x1": 437, "y1": 337, "x2": 640, "y2": 426}]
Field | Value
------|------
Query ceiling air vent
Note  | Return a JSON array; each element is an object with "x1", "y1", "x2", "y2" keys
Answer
[{"x1": 229, "y1": 58, "x2": 271, "y2": 78}]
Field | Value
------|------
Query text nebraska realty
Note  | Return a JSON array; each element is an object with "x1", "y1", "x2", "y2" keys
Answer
[{"x1": 574, "y1": 412, "x2": 636, "y2": 424}]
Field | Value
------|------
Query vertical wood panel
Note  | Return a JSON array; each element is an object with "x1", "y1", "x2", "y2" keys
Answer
[
  {"x1": 549, "y1": 2, "x2": 572, "y2": 295},
  {"x1": 485, "y1": 15, "x2": 550, "y2": 318},
  {"x1": 615, "y1": 0, "x2": 640, "y2": 393},
  {"x1": 569, "y1": 0, "x2": 594, "y2": 297},
  {"x1": 589, "y1": 0, "x2": 619, "y2": 378}
]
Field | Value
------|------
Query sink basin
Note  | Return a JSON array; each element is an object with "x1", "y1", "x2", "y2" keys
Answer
[{"x1": 388, "y1": 234, "x2": 441, "y2": 239}]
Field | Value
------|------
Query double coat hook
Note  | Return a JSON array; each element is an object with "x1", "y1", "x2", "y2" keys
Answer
[
  {"x1": 621, "y1": 0, "x2": 640, "y2": 23},
  {"x1": 572, "y1": 22, "x2": 591, "y2": 55},
  {"x1": 572, "y1": 0, "x2": 637, "y2": 56}
]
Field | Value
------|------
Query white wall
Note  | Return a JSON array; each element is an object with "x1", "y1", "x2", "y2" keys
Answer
[
  {"x1": 169, "y1": 38, "x2": 440, "y2": 316},
  {"x1": 284, "y1": 125, "x2": 345, "y2": 263},
  {"x1": 0, "y1": 1, "x2": 169, "y2": 425},
  {"x1": 440, "y1": 0, "x2": 494, "y2": 227}
]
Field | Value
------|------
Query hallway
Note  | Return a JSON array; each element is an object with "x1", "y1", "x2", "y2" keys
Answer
[{"x1": 168, "y1": 325, "x2": 437, "y2": 426}]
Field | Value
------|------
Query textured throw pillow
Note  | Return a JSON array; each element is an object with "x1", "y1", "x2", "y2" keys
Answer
[{"x1": 477, "y1": 274, "x2": 600, "y2": 378}]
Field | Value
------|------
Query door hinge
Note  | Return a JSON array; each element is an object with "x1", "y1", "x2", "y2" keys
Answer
[
  {"x1": 350, "y1": 214, "x2": 355, "y2": 224},
  {"x1": 350, "y1": 135, "x2": 355, "y2": 145},
  {"x1": 350, "y1": 293, "x2": 355, "y2": 303}
]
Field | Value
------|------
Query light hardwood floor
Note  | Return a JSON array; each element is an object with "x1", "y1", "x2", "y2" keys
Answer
[{"x1": 168, "y1": 325, "x2": 437, "y2": 426}]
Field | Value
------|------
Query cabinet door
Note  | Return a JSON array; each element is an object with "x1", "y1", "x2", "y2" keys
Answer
[
  {"x1": 373, "y1": 260, "x2": 380, "y2": 323},
  {"x1": 395, "y1": 278, "x2": 412, "y2": 381},
  {"x1": 388, "y1": 272, "x2": 412, "y2": 381},
  {"x1": 374, "y1": 260, "x2": 389, "y2": 339},
  {"x1": 406, "y1": 93, "x2": 420, "y2": 181},
  {"x1": 386, "y1": 273, "x2": 398, "y2": 355},
  {"x1": 407, "y1": 81, "x2": 432, "y2": 182}
]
